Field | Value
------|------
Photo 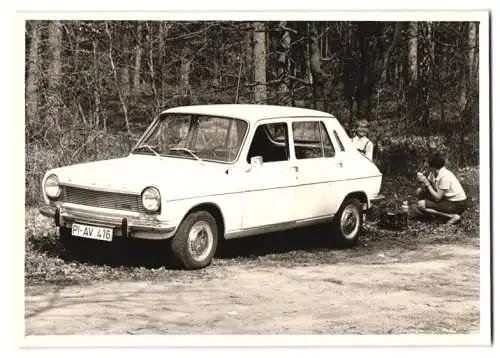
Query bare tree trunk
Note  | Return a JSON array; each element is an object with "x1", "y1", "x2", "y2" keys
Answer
[
  {"x1": 73, "y1": 23, "x2": 81, "y2": 70},
  {"x1": 235, "y1": 58, "x2": 243, "y2": 103},
  {"x1": 26, "y1": 21, "x2": 40, "y2": 125},
  {"x1": 158, "y1": 22, "x2": 166, "y2": 102},
  {"x1": 92, "y1": 39, "x2": 101, "y2": 129},
  {"x1": 133, "y1": 22, "x2": 143, "y2": 95},
  {"x1": 310, "y1": 23, "x2": 330, "y2": 112},
  {"x1": 146, "y1": 22, "x2": 160, "y2": 111},
  {"x1": 459, "y1": 22, "x2": 475, "y2": 115},
  {"x1": 354, "y1": 22, "x2": 374, "y2": 118},
  {"x1": 457, "y1": 22, "x2": 476, "y2": 165},
  {"x1": 180, "y1": 47, "x2": 191, "y2": 97},
  {"x1": 427, "y1": 22, "x2": 435, "y2": 65},
  {"x1": 459, "y1": 70, "x2": 467, "y2": 116},
  {"x1": 278, "y1": 21, "x2": 291, "y2": 105},
  {"x1": 344, "y1": 21, "x2": 356, "y2": 125},
  {"x1": 462, "y1": 21, "x2": 478, "y2": 129},
  {"x1": 434, "y1": 23, "x2": 446, "y2": 126},
  {"x1": 244, "y1": 24, "x2": 253, "y2": 83},
  {"x1": 473, "y1": 23, "x2": 479, "y2": 83},
  {"x1": 253, "y1": 22, "x2": 267, "y2": 104},
  {"x1": 407, "y1": 22, "x2": 419, "y2": 122},
  {"x1": 420, "y1": 21, "x2": 434, "y2": 127},
  {"x1": 408, "y1": 22, "x2": 418, "y2": 86},
  {"x1": 105, "y1": 22, "x2": 131, "y2": 134},
  {"x1": 47, "y1": 21, "x2": 63, "y2": 92},
  {"x1": 468, "y1": 22, "x2": 477, "y2": 84},
  {"x1": 158, "y1": 22, "x2": 171, "y2": 104},
  {"x1": 425, "y1": 21, "x2": 435, "y2": 93},
  {"x1": 212, "y1": 57, "x2": 220, "y2": 88},
  {"x1": 381, "y1": 22, "x2": 403, "y2": 83},
  {"x1": 470, "y1": 22, "x2": 479, "y2": 127},
  {"x1": 120, "y1": 26, "x2": 130, "y2": 100},
  {"x1": 304, "y1": 24, "x2": 313, "y2": 85}
]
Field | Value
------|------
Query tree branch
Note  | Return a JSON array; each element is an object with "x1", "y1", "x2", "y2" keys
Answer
[
  {"x1": 287, "y1": 75, "x2": 312, "y2": 85},
  {"x1": 163, "y1": 25, "x2": 215, "y2": 42}
]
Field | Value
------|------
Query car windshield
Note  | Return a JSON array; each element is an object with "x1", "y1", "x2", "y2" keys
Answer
[{"x1": 132, "y1": 113, "x2": 248, "y2": 163}]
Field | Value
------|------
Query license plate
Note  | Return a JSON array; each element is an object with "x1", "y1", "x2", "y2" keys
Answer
[{"x1": 71, "y1": 223, "x2": 113, "y2": 242}]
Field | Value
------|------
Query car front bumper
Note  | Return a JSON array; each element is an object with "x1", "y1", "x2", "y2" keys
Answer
[{"x1": 39, "y1": 205, "x2": 177, "y2": 240}]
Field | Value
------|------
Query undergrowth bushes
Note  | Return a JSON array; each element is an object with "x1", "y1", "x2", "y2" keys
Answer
[
  {"x1": 26, "y1": 126, "x2": 138, "y2": 206},
  {"x1": 375, "y1": 134, "x2": 479, "y2": 177}
]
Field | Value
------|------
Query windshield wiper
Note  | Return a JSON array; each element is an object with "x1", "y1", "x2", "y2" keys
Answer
[
  {"x1": 133, "y1": 144, "x2": 160, "y2": 157},
  {"x1": 169, "y1": 147, "x2": 204, "y2": 163}
]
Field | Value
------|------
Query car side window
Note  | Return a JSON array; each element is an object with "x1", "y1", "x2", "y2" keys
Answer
[
  {"x1": 292, "y1": 121, "x2": 335, "y2": 159},
  {"x1": 247, "y1": 122, "x2": 289, "y2": 163}
]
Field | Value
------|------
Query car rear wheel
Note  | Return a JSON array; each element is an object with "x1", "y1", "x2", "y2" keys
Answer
[
  {"x1": 331, "y1": 198, "x2": 363, "y2": 248},
  {"x1": 171, "y1": 211, "x2": 218, "y2": 270}
]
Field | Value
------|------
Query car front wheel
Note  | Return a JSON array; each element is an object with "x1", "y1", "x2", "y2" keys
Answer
[
  {"x1": 171, "y1": 211, "x2": 218, "y2": 270},
  {"x1": 332, "y1": 198, "x2": 363, "y2": 248}
]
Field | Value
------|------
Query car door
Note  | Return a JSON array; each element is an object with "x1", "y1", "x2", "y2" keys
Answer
[
  {"x1": 240, "y1": 121, "x2": 299, "y2": 229},
  {"x1": 289, "y1": 119, "x2": 347, "y2": 220}
]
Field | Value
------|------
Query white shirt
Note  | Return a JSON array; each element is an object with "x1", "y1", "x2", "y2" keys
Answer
[
  {"x1": 435, "y1": 167, "x2": 467, "y2": 201},
  {"x1": 352, "y1": 135, "x2": 374, "y2": 161}
]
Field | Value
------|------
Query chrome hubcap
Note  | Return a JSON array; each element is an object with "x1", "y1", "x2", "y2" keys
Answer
[
  {"x1": 340, "y1": 204, "x2": 360, "y2": 240},
  {"x1": 188, "y1": 221, "x2": 214, "y2": 262}
]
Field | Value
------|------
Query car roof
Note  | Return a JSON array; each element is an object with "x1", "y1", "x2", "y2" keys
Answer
[{"x1": 161, "y1": 104, "x2": 335, "y2": 123}]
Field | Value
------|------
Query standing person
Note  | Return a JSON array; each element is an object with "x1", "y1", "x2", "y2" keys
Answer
[
  {"x1": 415, "y1": 152, "x2": 468, "y2": 224},
  {"x1": 352, "y1": 119, "x2": 374, "y2": 161}
]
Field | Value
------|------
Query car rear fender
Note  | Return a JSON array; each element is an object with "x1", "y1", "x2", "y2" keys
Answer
[{"x1": 341, "y1": 191, "x2": 369, "y2": 211}]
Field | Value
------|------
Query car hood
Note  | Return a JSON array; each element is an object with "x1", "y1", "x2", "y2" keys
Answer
[{"x1": 49, "y1": 155, "x2": 233, "y2": 199}]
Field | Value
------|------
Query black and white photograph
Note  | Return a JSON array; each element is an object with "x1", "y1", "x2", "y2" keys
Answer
[{"x1": 11, "y1": 6, "x2": 492, "y2": 351}]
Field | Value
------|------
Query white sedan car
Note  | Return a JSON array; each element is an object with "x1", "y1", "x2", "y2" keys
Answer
[{"x1": 40, "y1": 104, "x2": 382, "y2": 269}]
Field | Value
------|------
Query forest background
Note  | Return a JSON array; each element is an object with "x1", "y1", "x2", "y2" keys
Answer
[{"x1": 24, "y1": 20, "x2": 480, "y2": 205}]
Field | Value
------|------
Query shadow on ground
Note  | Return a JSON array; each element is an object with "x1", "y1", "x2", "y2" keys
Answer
[
  {"x1": 26, "y1": 204, "x2": 476, "y2": 271},
  {"x1": 27, "y1": 224, "x2": 346, "y2": 269}
]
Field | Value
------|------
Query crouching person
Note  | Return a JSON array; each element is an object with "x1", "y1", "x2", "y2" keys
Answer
[{"x1": 415, "y1": 152, "x2": 468, "y2": 225}]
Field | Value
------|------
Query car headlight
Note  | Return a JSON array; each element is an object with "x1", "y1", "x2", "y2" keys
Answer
[
  {"x1": 44, "y1": 174, "x2": 60, "y2": 199},
  {"x1": 141, "y1": 186, "x2": 161, "y2": 213}
]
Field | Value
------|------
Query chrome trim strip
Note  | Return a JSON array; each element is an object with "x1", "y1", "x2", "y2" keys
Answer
[
  {"x1": 61, "y1": 202, "x2": 142, "y2": 218},
  {"x1": 224, "y1": 214, "x2": 334, "y2": 240}
]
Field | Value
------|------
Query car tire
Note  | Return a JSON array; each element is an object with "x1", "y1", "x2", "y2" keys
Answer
[
  {"x1": 171, "y1": 211, "x2": 219, "y2": 270},
  {"x1": 331, "y1": 198, "x2": 363, "y2": 248}
]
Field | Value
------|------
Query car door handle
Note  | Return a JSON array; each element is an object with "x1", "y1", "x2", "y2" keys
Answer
[
  {"x1": 290, "y1": 166, "x2": 299, "y2": 172},
  {"x1": 335, "y1": 162, "x2": 344, "y2": 168}
]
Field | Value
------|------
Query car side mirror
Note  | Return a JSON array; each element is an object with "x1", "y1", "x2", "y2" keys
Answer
[{"x1": 250, "y1": 156, "x2": 264, "y2": 167}]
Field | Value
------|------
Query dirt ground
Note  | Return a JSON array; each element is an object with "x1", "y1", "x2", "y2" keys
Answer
[{"x1": 24, "y1": 241, "x2": 480, "y2": 335}]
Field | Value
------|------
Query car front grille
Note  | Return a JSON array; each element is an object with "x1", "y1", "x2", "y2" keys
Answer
[{"x1": 60, "y1": 185, "x2": 145, "y2": 213}]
